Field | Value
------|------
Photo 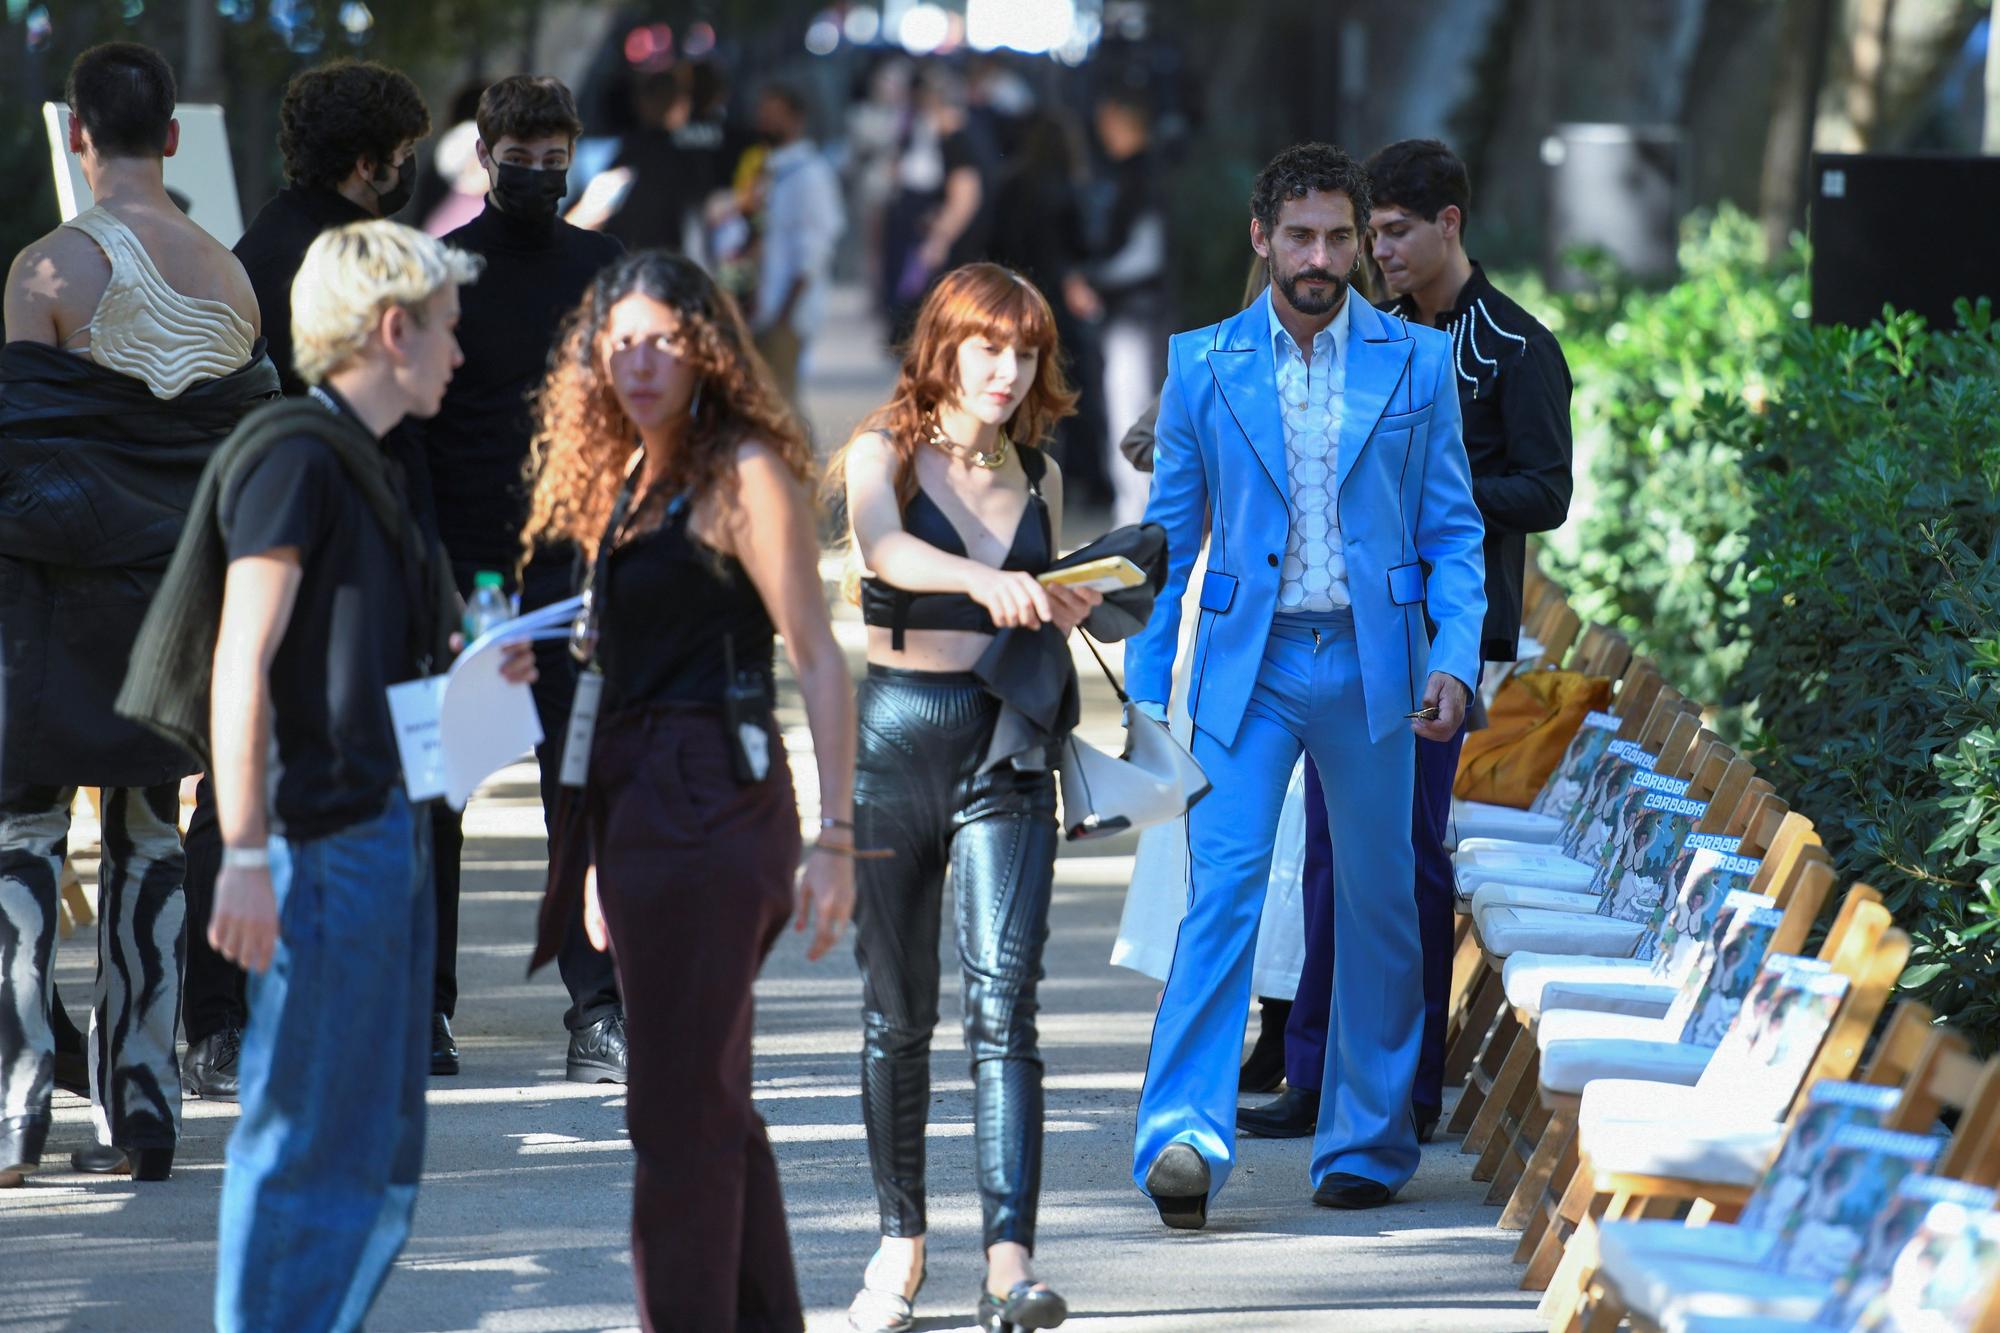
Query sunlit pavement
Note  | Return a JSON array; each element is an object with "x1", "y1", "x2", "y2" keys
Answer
[{"x1": 2, "y1": 289, "x2": 1537, "y2": 1331}]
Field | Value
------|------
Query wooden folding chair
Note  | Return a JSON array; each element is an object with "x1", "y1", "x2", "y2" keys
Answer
[
  {"x1": 1565, "y1": 625, "x2": 1633, "y2": 682},
  {"x1": 1536, "y1": 603, "x2": 1584, "y2": 673},
  {"x1": 1538, "y1": 1000, "x2": 1939, "y2": 1331},
  {"x1": 1475, "y1": 817, "x2": 1829, "y2": 1218},
  {"x1": 1443, "y1": 638, "x2": 1646, "y2": 1083},
  {"x1": 1587, "y1": 1030, "x2": 2000, "y2": 1332},
  {"x1": 1458, "y1": 749, "x2": 1764, "y2": 1177},
  {"x1": 1513, "y1": 886, "x2": 1905, "y2": 1292},
  {"x1": 1448, "y1": 698, "x2": 1703, "y2": 1142}
]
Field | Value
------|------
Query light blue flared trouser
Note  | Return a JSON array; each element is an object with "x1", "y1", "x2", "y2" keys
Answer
[{"x1": 1132, "y1": 611, "x2": 1423, "y2": 1199}]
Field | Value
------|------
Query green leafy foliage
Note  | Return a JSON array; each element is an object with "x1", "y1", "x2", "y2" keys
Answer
[
  {"x1": 1513, "y1": 207, "x2": 1810, "y2": 709},
  {"x1": 1514, "y1": 210, "x2": 2000, "y2": 1045},
  {"x1": 1728, "y1": 299, "x2": 2000, "y2": 1043}
]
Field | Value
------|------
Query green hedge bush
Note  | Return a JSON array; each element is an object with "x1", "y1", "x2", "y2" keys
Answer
[
  {"x1": 1724, "y1": 301, "x2": 2000, "y2": 1043},
  {"x1": 1518, "y1": 212, "x2": 2000, "y2": 1045},
  {"x1": 1516, "y1": 207, "x2": 1809, "y2": 708}
]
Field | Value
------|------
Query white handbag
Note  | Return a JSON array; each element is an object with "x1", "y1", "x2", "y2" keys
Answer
[{"x1": 1058, "y1": 635, "x2": 1211, "y2": 841}]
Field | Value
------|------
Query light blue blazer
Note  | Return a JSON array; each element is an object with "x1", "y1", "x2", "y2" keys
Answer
[{"x1": 1127, "y1": 289, "x2": 1488, "y2": 747}]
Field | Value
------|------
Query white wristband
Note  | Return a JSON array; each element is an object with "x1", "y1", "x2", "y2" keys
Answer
[{"x1": 221, "y1": 846, "x2": 270, "y2": 870}]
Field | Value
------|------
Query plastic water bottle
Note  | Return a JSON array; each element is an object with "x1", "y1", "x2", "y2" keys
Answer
[{"x1": 463, "y1": 570, "x2": 510, "y2": 645}]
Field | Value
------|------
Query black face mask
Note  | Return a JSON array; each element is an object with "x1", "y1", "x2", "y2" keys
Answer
[
  {"x1": 371, "y1": 156, "x2": 417, "y2": 217},
  {"x1": 493, "y1": 162, "x2": 569, "y2": 223}
]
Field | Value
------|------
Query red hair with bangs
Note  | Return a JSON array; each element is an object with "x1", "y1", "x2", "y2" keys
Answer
[{"x1": 831, "y1": 262, "x2": 1077, "y2": 506}]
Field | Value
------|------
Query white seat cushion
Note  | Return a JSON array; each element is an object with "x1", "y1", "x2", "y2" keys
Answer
[
  {"x1": 1669, "y1": 1316, "x2": 1830, "y2": 1333},
  {"x1": 1456, "y1": 854, "x2": 1598, "y2": 898},
  {"x1": 1505, "y1": 953, "x2": 1653, "y2": 1009},
  {"x1": 1577, "y1": 1081, "x2": 1785, "y2": 1186},
  {"x1": 1456, "y1": 843, "x2": 1595, "y2": 878},
  {"x1": 1471, "y1": 881, "x2": 1602, "y2": 920},
  {"x1": 1537, "y1": 980, "x2": 1676, "y2": 1019},
  {"x1": 1447, "y1": 806, "x2": 1564, "y2": 848},
  {"x1": 1539, "y1": 1036, "x2": 1713, "y2": 1095},
  {"x1": 1537, "y1": 1009, "x2": 1677, "y2": 1049},
  {"x1": 1454, "y1": 835, "x2": 1556, "y2": 857},
  {"x1": 1597, "y1": 1220, "x2": 1830, "y2": 1326},
  {"x1": 1479, "y1": 908, "x2": 1644, "y2": 960}
]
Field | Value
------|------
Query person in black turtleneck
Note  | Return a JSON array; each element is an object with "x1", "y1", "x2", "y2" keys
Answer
[
  {"x1": 234, "y1": 60, "x2": 432, "y2": 399},
  {"x1": 423, "y1": 75, "x2": 628, "y2": 1083},
  {"x1": 171, "y1": 59, "x2": 433, "y2": 1107}
]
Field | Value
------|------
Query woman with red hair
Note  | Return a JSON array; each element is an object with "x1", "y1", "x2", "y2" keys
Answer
[{"x1": 833, "y1": 263, "x2": 1093, "y2": 1333}]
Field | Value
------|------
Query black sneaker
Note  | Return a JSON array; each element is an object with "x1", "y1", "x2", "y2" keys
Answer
[
  {"x1": 430, "y1": 1012, "x2": 460, "y2": 1077},
  {"x1": 181, "y1": 1027, "x2": 242, "y2": 1100},
  {"x1": 566, "y1": 1013, "x2": 627, "y2": 1084}
]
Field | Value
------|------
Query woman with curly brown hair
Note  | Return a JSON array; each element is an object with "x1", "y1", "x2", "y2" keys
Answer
[
  {"x1": 833, "y1": 263, "x2": 1095, "y2": 1333},
  {"x1": 522, "y1": 249, "x2": 856, "y2": 1332}
]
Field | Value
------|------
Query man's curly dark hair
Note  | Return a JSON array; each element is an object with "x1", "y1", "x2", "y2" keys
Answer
[
  {"x1": 1250, "y1": 142, "x2": 1372, "y2": 234},
  {"x1": 278, "y1": 60, "x2": 431, "y2": 190}
]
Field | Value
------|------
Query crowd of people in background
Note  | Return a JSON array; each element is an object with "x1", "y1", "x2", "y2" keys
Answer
[{"x1": 1, "y1": 26, "x2": 1573, "y2": 1333}]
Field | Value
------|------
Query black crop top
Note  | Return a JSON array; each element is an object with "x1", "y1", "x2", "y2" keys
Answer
[
  {"x1": 598, "y1": 498, "x2": 775, "y2": 708},
  {"x1": 860, "y1": 445, "x2": 1052, "y2": 649}
]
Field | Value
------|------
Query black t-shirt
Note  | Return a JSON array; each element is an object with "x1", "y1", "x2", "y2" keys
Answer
[
  {"x1": 940, "y1": 127, "x2": 997, "y2": 269},
  {"x1": 218, "y1": 402, "x2": 421, "y2": 840}
]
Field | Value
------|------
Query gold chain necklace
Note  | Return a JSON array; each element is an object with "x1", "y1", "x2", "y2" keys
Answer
[{"x1": 929, "y1": 420, "x2": 1011, "y2": 470}]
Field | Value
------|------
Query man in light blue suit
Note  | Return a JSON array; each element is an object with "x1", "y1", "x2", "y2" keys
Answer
[{"x1": 1127, "y1": 143, "x2": 1486, "y2": 1226}]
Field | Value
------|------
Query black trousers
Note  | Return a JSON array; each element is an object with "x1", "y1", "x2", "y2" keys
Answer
[
  {"x1": 431, "y1": 631, "x2": 621, "y2": 1028},
  {"x1": 852, "y1": 667, "x2": 1059, "y2": 1251},
  {"x1": 582, "y1": 705, "x2": 804, "y2": 1332},
  {"x1": 181, "y1": 777, "x2": 243, "y2": 1047}
]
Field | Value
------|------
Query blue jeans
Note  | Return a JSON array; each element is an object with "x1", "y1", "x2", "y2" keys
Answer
[
  {"x1": 215, "y1": 790, "x2": 432, "y2": 1333},
  {"x1": 1132, "y1": 613, "x2": 1422, "y2": 1199}
]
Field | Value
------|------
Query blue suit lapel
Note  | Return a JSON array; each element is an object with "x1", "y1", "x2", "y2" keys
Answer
[
  {"x1": 1337, "y1": 295, "x2": 1415, "y2": 497},
  {"x1": 1207, "y1": 291, "x2": 1288, "y2": 509}
]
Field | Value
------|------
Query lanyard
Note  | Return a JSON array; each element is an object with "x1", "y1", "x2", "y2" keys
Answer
[{"x1": 568, "y1": 448, "x2": 646, "y2": 667}]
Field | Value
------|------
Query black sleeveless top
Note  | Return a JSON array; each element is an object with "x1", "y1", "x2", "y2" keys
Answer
[
  {"x1": 598, "y1": 498, "x2": 775, "y2": 708},
  {"x1": 860, "y1": 445, "x2": 1052, "y2": 649}
]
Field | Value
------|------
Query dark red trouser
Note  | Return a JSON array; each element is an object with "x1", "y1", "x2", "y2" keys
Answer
[{"x1": 585, "y1": 706, "x2": 805, "y2": 1333}]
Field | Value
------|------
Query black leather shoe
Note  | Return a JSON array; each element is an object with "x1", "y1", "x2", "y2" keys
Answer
[
  {"x1": 1143, "y1": 1142, "x2": 1210, "y2": 1230},
  {"x1": 1, "y1": 1115, "x2": 48, "y2": 1187},
  {"x1": 72, "y1": 1144, "x2": 174, "y2": 1181},
  {"x1": 566, "y1": 1012, "x2": 627, "y2": 1084},
  {"x1": 431, "y1": 1013, "x2": 460, "y2": 1076},
  {"x1": 1237, "y1": 997, "x2": 1290, "y2": 1094},
  {"x1": 182, "y1": 1027, "x2": 242, "y2": 1100},
  {"x1": 978, "y1": 1278, "x2": 1068, "y2": 1331},
  {"x1": 1415, "y1": 1106, "x2": 1441, "y2": 1144},
  {"x1": 1238, "y1": 1086, "x2": 1319, "y2": 1139},
  {"x1": 1312, "y1": 1172, "x2": 1395, "y2": 1210}
]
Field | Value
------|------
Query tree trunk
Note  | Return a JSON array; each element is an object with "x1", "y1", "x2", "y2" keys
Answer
[
  {"x1": 1759, "y1": 0, "x2": 1836, "y2": 259},
  {"x1": 183, "y1": 0, "x2": 224, "y2": 105},
  {"x1": 1817, "y1": 0, "x2": 1984, "y2": 149}
]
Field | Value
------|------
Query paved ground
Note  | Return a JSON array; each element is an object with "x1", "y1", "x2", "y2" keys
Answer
[{"x1": 0, "y1": 291, "x2": 1540, "y2": 1331}]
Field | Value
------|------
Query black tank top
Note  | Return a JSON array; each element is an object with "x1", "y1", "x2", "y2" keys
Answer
[
  {"x1": 598, "y1": 498, "x2": 775, "y2": 708},
  {"x1": 860, "y1": 445, "x2": 1052, "y2": 649}
]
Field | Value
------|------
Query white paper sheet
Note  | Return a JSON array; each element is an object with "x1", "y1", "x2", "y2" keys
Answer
[{"x1": 386, "y1": 597, "x2": 584, "y2": 809}]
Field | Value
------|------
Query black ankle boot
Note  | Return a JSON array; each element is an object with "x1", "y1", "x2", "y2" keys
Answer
[{"x1": 71, "y1": 1144, "x2": 174, "y2": 1181}]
